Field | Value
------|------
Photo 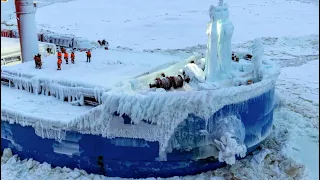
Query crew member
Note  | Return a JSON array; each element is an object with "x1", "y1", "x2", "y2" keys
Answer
[
  {"x1": 34, "y1": 55, "x2": 38, "y2": 68},
  {"x1": 64, "y1": 52, "x2": 69, "y2": 64},
  {"x1": 34, "y1": 54, "x2": 42, "y2": 69},
  {"x1": 86, "y1": 50, "x2": 91, "y2": 62},
  {"x1": 36, "y1": 56, "x2": 42, "y2": 69},
  {"x1": 71, "y1": 52, "x2": 75, "y2": 64},
  {"x1": 34, "y1": 55, "x2": 37, "y2": 67},
  {"x1": 61, "y1": 47, "x2": 66, "y2": 53},
  {"x1": 57, "y1": 58, "x2": 62, "y2": 70},
  {"x1": 57, "y1": 51, "x2": 62, "y2": 59}
]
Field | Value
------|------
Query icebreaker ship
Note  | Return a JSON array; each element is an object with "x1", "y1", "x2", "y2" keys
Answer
[{"x1": 1, "y1": 0, "x2": 280, "y2": 178}]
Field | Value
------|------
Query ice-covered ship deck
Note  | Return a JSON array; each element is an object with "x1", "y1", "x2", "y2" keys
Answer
[
  {"x1": 1, "y1": 0, "x2": 283, "y2": 177},
  {"x1": 1, "y1": 37, "x2": 56, "y2": 66},
  {"x1": 1, "y1": 86, "x2": 92, "y2": 123},
  {"x1": 1, "y1": 48, "x2": 184, "y2": 107},
  {"x1": 1, "y1": 38, "x2": 281, "y2": 179},
  {"x1": 2, "y1": 48, "x2": 183, "y2": 89}
]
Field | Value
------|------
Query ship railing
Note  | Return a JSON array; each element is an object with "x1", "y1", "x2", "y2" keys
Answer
[{"x1": 0, "y1": 73, "x2": 101, "y2": 107}]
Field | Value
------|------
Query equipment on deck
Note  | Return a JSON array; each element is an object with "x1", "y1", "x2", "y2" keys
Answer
[{"x1": 149, "y1": 74, "x2": 190, "y2": 90}]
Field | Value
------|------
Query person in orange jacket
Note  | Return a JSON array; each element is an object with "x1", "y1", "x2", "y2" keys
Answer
[
  {"x1": 57, "y1": 51, "x2": 62, "y2": 59},
  {"x1": 57, "y1": 58, "x2": 62, "y2": 70},
  {"x1": 64, "y1": 52, "x2": 69, "y2": 64},
  {"x1": 61, "y1": 47, "x2": 66, "y2": 53},
  {"x1": 71, "y1": 52, "x2": 75, "y2": 64},
  {"x1": 86, "y1": 50, "x2": 91, "y2": 62}
]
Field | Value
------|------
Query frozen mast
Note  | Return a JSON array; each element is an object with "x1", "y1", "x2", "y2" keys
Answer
[
  {"x1": 14, "y1": 0, "x2": 39, "y2": 63},
  {"x1": 205, "y1": 0, "x2": 234, "y2": 82}
]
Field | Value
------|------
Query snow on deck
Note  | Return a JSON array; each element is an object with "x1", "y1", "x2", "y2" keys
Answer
[
  {"x1": 1, "y1": 85, "x2": 92, "y2": 122},
  {"x1": 1, "y1": 37, "x2": 56, "y2": 59},
  {"x1": 2, "y1": 49, "x2": 182, "y2": 89},
  {"x1": 1, "y1": 37, "x2": 21, "y2": 56}
]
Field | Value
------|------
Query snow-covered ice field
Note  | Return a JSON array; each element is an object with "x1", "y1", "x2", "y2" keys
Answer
[
  {"x1": 32, "y1": 0, "x2": 319, "y2": 50},
  {"x1": 1, "y1": 0, "x2": 319, "y2": 179},
  {"x1": 2, "y1": 0, "x2": 319, "y2": 50}
]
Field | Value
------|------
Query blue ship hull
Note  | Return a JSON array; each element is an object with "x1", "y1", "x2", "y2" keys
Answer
[{"x1": 1, "y1": 88, "x2": 277, "y2": 178}]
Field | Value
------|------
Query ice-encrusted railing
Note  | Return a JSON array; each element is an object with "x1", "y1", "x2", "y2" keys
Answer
[
  {"x1": 1, "y1": 105, "x2": 105, "y2": 142},
  {"x1": 1, "y1": 58, "x2": 280, "y2": 161},
  {"x1": 1, "y1": 69, "x2": 107, "y2": 105}
]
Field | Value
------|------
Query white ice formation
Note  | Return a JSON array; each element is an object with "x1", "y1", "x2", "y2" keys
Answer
[
  {"x1": 214, "y1": 132, "x2": 247, "y2": 165},
  {"x1": 1, "y1": 1, "x2": 280, "y2": 165},
  {"x1": 1, "y1": 59, "x2": 279, "y2": 162},
  {"x1": 250, "y1": 38, "x2": 264, "y2": 81},
  {"x1": 183, "y1": 63, "x2": 205, "y2": 83},
  {"x1": 205, "y1": 0, "x2": 234, "y2": 82}
]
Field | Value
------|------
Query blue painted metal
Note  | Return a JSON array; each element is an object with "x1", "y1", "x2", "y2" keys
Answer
[{"x1": 1, "y1": 88, "x2": 276, "y2": 178}]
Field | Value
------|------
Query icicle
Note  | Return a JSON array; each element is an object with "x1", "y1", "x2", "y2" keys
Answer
[
  {"x1": 59, "y1": 87, "x2": 64, "y2": 101},
  {"x1": 97, "y1": 88, "x2": 101, "y2": 104},
  {"x1": 94, "y1": 88, "x2": 97, "y2": 101},
  {"x1": 80, "y1": 95, "x2": 84, "y2": 106},
  {"x1": 41, "y1": 86, "x2": 45, "y2": 95}
]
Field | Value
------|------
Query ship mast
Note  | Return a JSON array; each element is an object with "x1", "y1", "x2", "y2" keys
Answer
[
  {"x1": 205, "y1": 0, "x2": 234, "y2": 82},
  {"x1": 14, "y1": 0, "x2": 39, "y2": 63}
]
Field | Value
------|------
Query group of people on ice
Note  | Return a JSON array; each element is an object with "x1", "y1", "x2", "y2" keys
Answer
[
  {"x1": 56, "y1": 47, "x2": 91, "y2": 70},
  {"x1": 34, "y1": 48, "x2": 92, "y2": 70},
  {"x1": 56, "y1": 49, "x2": 77, "y2": 70},
  {"x1": 34, "y1": 38, "x2": 109, "y2": 70}
]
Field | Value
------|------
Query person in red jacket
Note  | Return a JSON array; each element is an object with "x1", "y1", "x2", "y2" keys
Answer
[
  {"x1": 36, "y1": 56, "x2": 42, "y2": 69},
  {"x1": 34, "y1": 55, "x2": 38, "y2": 68},
  {"x1": 57, "y1": 51, "x2": 62, "y2": 59},
  {"x1": 61, "y1": 47, "x2": 66, "y2": 53},
  {"x1": 34, "y1": 54, "x2": 42, "y2": 69},
  {"x1": 57, "y1": 58, "x2": 62, "y2": 70},
  {"x1": 86, "y1": 50, "x2": 91, "y2": 63},
  {"x1": 64, "y1": 52, "x2": 69, "y2": 64},
  {"x1": 71, "y1": 52, "x2": 75, "y2": 64}
]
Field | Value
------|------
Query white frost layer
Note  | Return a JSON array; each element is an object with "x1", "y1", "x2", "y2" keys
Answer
[
  {"x1": 1, "y1": 107, "x2": 314, "y2": 180},
  {"x1": 214, "y1": 132, "x2": 247, "y2": 165},
  {"x1": 1, "y1": 38, "x2": 21, "y2": 56},
  {"x1": 250, "y1": 38, "x2": 264, "y2": 81},
  {"x1": 1, "y1": 37, "x2": 56, "y2": 59},
  {"x1": 2, "y1": 49, "x2": 182, "y2": 89},
  {"x1": 1, "y1": 86, "x2": 92, "y2": 123},
  {"x1": 183, "y1": 63, "x2": 205, "y2": 83},
  {"x1": 100, "y1": 59, "x2": 279, "y2": 160},
  {"x1": 1, "y1": 57, "x2": 279, "y2": 160}
]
